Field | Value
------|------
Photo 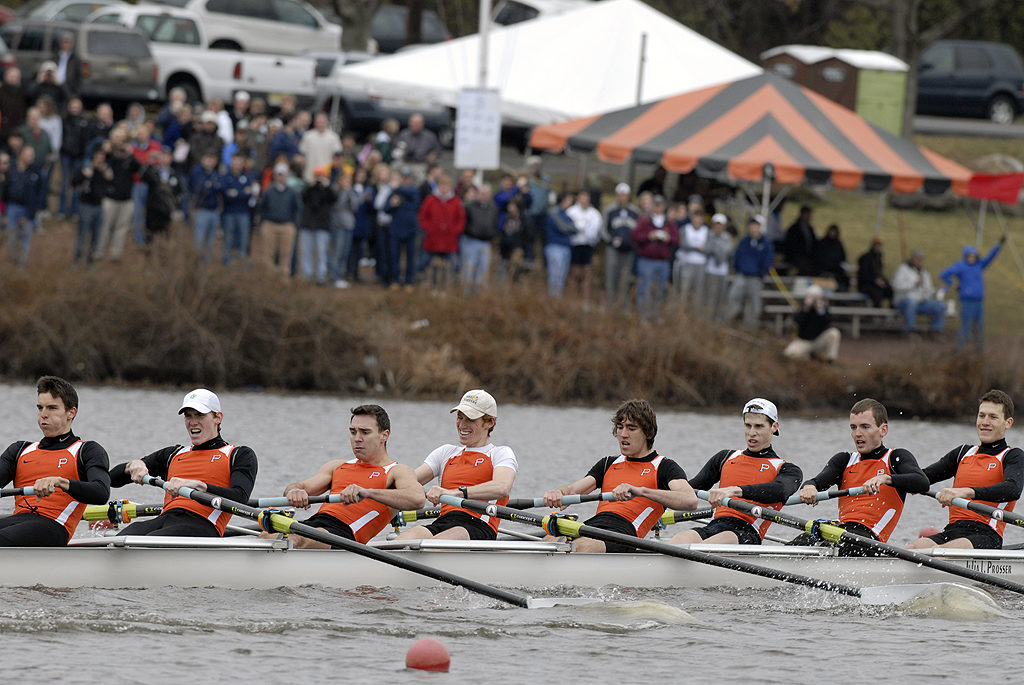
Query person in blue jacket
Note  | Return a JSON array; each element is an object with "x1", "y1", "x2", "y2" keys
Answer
[
  {"x1": 386, "y1": 167, "x2": 421, "y2": 289},
  {"x1": 940, "y1": 236, "x2": 1006, "y2": 351}
]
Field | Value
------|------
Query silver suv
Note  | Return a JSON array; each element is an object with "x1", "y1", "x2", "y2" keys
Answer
[{"x1": 0, "y1": 19, "x2": 158, "y2": 103}]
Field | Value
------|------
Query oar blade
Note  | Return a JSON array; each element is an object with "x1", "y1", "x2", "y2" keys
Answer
[
  {"x1": 860, "y1": 583, "x2": 1006, "y2": 617},
  {"x1": 525, "y1": 596, "x2": 604, "y2": 609}
]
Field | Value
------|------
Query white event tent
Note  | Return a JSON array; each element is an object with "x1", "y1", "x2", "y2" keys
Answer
[{"x1": 334, "y1": 0, "x2": 762, "y2": 126}]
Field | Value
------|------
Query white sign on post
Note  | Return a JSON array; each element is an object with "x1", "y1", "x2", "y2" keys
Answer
[{"x1": 455, "y1": 88, "x2": 501, "y2": 170}]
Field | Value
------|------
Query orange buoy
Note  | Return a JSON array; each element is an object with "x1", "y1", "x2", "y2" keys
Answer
[
  {"x1": 918, "y1": 525, "x2": 942, "y2": 538},
  {"x1": 405, "y1": 638, "x2": 450, "y2": 672}
]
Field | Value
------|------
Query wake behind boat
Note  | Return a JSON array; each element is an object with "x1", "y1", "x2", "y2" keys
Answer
[{"x1": 6, "y1": 536, "x2": 1023, "y2": 591}]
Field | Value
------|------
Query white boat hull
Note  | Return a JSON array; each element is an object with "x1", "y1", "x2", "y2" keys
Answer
[{"x1": 5, "y1": 537, "x2": 1023, "y2": 591}]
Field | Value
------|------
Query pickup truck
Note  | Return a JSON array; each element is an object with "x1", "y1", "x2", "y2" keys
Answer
[{"x1": 88, "y1": 4, "x2": 316, "y2": 107}]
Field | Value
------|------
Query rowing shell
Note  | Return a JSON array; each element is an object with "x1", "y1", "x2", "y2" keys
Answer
[{"x1": 5, "y1": 537, "x2": 1024, "y2": 591}]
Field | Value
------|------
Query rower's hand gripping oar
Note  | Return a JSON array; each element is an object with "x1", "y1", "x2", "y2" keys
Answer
[
  {"x1": 439, "y1": 494, "x2": 880, "y2": 600},
  {"x1": 507, "y1": 492, "x2": 616, "y2": 510},
  {"x1": 659, "y1": 488, "x2": 865, "y2": 528},
  {"x1": 926, "y1": 488, "x2": 1024, "y2": 529},
  {"x1": 696, "y1": 489, "x2": 1024, "y2": 597},
  {"x1": 140, "y1": 475, "x2": 576, "y2": 609}
]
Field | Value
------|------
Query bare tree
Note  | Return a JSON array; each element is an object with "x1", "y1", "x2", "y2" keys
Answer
[{"x1": 329, "y1": 0, "x2": 381, "y2": 51}]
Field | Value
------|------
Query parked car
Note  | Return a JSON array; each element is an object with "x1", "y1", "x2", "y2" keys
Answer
[
  {"x1": 307, "y1": 50, "x2": 453, "y2": 146},
  {"x1": 15, "y1": 0, "x2": 125, "y2": 22},
  {"x1": 491, "y1": 0, "x2": 590, "y2": 25},
  {"x1": 88, "y1": 4, "x2": 316, "y2": 106},
  {"x1": 370, "y1": 4, "x2": 450, "y2": 54},
  {"x1": 916, "y1": 39, "x2": 1024, "y2": 124},
  {"x1": 0, "y1": 19, "x2": 158, "y2": 103},
  {"x1": 147, "y1": 0, "x2": 341, "y2": 54}
]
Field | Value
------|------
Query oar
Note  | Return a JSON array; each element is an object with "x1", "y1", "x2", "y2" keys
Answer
[
  {"x1": 785, "y1": 487, "x2": 865, "y2": 505},
  {"x1": 439, "y1": 494, "x2": 932, "y2": 604},
  {"x1": 926, "y1": 488, "x2": 1024, "y2": 529},
  {"x1": 391, "y1": 508, "x2": 441, "y2": 527},
  {"x1": 507, "y1": 492, "x2": 615, "y2": 509},
  {"x1": 247, "y1": 494, "x2": 341, "y2": 507},
  {"x1": 1, "y1": 487, "x2": 33, "y2": 497},
  {"x1": 140, "y1": 476, "x2": 573, "y2": 609},
  {"x1": 696, "y1": 489, "x2": 1024, "y2": 596},
  {"x1": 83, "y1": 501, "x2": 163, "y2": 523},
  {"x1": 658, "y1": 489, "x2": 863, "y2": 527}
]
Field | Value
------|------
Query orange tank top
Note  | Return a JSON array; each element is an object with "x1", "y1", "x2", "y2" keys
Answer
[
  {"x1": 951, "y1": 445, "x2": 1015, "y2": 534},
  {"x1": 163, "y1": 444, "x2": 235, "y2": 535},
  {"x1": 14, "y1": 440, "x2": 86, "y2": 540},
  {"x1": 713, "y1": 450, "x2": 785, "y2": 539},
  {"x1": 838, "y1": 449, "x2": 904, "y2": 542},
  {"x1": 438, "y1": 449, "x2": 509, "y2": 533},
  {"x1": 596, "y1": 454, "x2": 667, "y2": 537},
  {"x1": 317, "y1": 459, "x2": 397, "y2": 544}
]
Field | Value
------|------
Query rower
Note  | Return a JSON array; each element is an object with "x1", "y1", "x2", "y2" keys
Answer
[
  {"x1": 542, "y1": 399, "x2": 697, "y2": 552},
  {"x1": 395, "y1": 390, "x2": 517, "y2": 541},
  {"x1": 270, "y1": 404, "x2": 424, "y2": 548},
  {"x1": 908, "y1": 389, "x2": 1022, "y2": 550},
  {"x1": 670, "y1": 398, "x2": 802, "y2": 545},
  {"x1": 109, "y1": 388, "x2": 258, "y2": 537},
  {"x1": 0, "y1": 376, "x2": 110, "y2": 546},
  {"x1": 794, "y1": 398, "x2": 928, "y2": 554}
]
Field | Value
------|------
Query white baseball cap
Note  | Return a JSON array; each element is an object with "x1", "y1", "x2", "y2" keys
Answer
[
  {"x1": 711, "y1": 213, "x2": 728, "y2": 225},
  {"x1": 451, "y1": 389, "x2": 497, "y2": 420},
  {"x1": 742, "y1": 398, "x2": 779, "y2": 435},
  {"x1": 615, "y1": 182, "x2": 631, "y2": 195},
  {"x1": 179, "y1": 388, "x2": 221, "y2": 415}
]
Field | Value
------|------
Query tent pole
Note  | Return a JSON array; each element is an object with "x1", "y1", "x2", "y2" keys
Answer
[
  {"x1": 625, "y1": 32, "x2": 647, "y2": 186},
  {"x1": 760, "y1": 163, "x2": 773, "y2": 220},
  {"x1": 977, "y1": 198, "x2": 987, "y2": 245},
  {"x1": 874, "y1": 191, "x2": 886, "y2": 236}
]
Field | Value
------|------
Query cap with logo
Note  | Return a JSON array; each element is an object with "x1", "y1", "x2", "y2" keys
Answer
[
  {"x1": 450, "y1": 390, "x2": 498, "y2": 420},
  {"x1": 742, "y1": 398, "x2": 779, "y2": 436},
  {"x1": 179, "y1": 388, "x2": 221, "y2": 415}
]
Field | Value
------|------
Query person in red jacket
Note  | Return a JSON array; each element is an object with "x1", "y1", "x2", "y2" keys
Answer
[
  {"x1": 543, "y1": 399, "x2": 698, "y2": 552},
  {"x1": 417, "y1": 174, "x2": 465, "y2": 291},
  {"x1": 0, "y1": 376, "x2": 110, "y2": 546},
  {"x1": 274, "y1": 404, "x2": 425, "y2": 547}
]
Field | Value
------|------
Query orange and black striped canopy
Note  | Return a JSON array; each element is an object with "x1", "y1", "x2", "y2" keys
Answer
[{"x1": 530, "y1": 72, "x2": 970, "y2": 196}]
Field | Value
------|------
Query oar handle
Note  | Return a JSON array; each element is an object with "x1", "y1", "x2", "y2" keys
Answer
[
  {"x1": 247, "y1": 494, "x2": 342, "y2": 507},
  {"x1": 784, "y1": 487, "x2": 866, "y2": 505},
  {"x1": 0, "y1": 487, "x2": 34, "y2": 497},
  {"x1": 508, "y1": 492, "x2": 615, "y2": 509},
  {"x1": 926, "y1": 488, "x2": 1024, "y2": 528}
]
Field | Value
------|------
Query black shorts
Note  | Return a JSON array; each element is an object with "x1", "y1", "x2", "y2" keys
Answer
[
  {"x1": 300, "y1": 512, "x2": 356, "y2": 541},
  {"x1": 423, "y1": 511, "x2": 496, "y2": 540},
  {"x1": 570, "y1": 244, "x2": 595, "y2": 266},
  {"x1": 119, "y1": 508, "x2": 220, "y2": 537},
  {"x1": 582, "y1": 512, "x2": 639, "y2": 553},
  {"x1": 0, "y1": 512, "x2": 70, "y2": 547},
  {"x1": 695, "y1": 516, "x2": 762, "y2": 545},
  {"x1": 928, "y1": 520, "x2": 1003, "y2": 549}
]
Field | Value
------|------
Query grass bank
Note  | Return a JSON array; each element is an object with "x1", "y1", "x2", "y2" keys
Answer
[{"x1": 1, "y1": 221, "x2": 1021, "y2": 419}]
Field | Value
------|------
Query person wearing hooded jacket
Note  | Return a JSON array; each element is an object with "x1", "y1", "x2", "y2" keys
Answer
[{"x1": 940, "y1": 236, "x2": 1006, "y2": 351}]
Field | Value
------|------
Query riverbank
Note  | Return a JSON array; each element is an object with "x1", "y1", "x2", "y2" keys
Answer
[{"x1": 1, "y1": 219, "x2": 1020, "y2": 419}]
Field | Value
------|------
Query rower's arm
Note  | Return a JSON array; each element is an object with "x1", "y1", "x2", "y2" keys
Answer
[
  {"x1": 623, "y1": 477, "x2": 698, "y2": 512},
  {"x1": 800, "y1": 452, "x2": 847, "y2": 504},
  {"x1": 971, "y1": 448, "x2": 1024, "y2": 502},
  {"x1": 741, "y1": 462, "x2": 803, "y2": 504},
  {"x1": 283, "y1": 460, "x2": 341, "y2": 508},
  {"x1": 687, "y1": 450, "x2": 730, "y2": 491},
  {"x1": 887, "y1": 449, "x2": 929, "y2": 494},
  {"x1": 63, "y1": 441, "x2": 111, "y2": 504},
  {"x1": 0, "y1": 441, "x2": 27, "y2": 487},
  {"x1": 922, "y1": 446, "x2": 964, "y2": 485},
  {"x1": 413, "y1": 462, "x2": 435, "y2": 486},
  {"x1": 458, "y1": 465, "x2": 516, "y2": 501},
  {"x1": 362, "y1": 464, "x2": 426, "y2": 511},
  {"x1": 203, "y1": 446, "x2": 258, "y2": 503},
  {"x1": 543, "y1": 475, "x2": 598, "y2": 508},
  {"x1": 109, "y1": 446, "x2": 178, "y2": 487}
]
